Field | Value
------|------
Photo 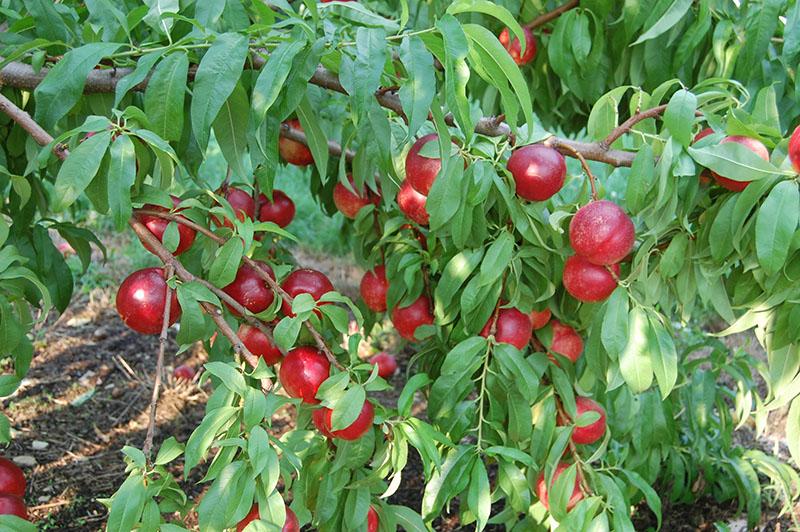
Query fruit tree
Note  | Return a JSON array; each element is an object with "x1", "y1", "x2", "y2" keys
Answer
[{"x1": 1, "y1": 0, "x2": 800, "y2": 530}]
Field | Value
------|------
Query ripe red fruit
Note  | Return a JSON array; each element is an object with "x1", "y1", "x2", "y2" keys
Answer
[
  {"x1": 333, "y1": 175, "x2": 380, "y2": 219},
  {"x1": 312, "y1": 400, "x2": 375, "y2": 440},
  {"x1": 116, "y1": 268, "x2": 181, "y2": 335},
  {"x1": 549, "y1": 320, "x2": 583, "y2": 363},
  {"x1": 279, "y1": 119, "x2": 314, "y2": 166},
  {"x1": 397, "y1": 180, "x2": 429, "y2": 226},
  {"x1": 480, "y1": 307, "x2": 533, "y2": 350},
  {"x1": 789, "y1": 126, "x2": 800, "y2": 173},
  {"x1": 137, "y1": 195, "x2": 196, "y2": 255},
  {"x1": 507, "y1": 144, "x2": 566, "y2": 201},
  {"x1": 236, "y1": 505, "x2": 298, "y2": 532},
  {"x1": 369, "y1": 352, "x2": 398, "y2": 378},
  {"x1": 391, "y1": 295, "x2": 434, "y2": 341},
  {"x1": 535, "y1": 463, "x2": 583, "y2": 510},
  {"x1": 173, "y1": 364, "x2": 196, "y2": 381},
  {"x1": 406, "y1": 133, "x2": 456, "y2": 195},
  {"x1": 238, "y1": 324, "x2": 282, "y2": 365},
  {"x1": 530, "y1": 309, "x2": 551, "y2": 330},
  {"x1": 562, "y1": 255, "x2": 620, "y2": 303},
  {"x1": 570, "y1": 396, "x2": 607, "y2": 445},
  {"x1": 367, "y1": 506, "x2": 379, "y2": 532},
  {"x1": 279, "y1": 347, "x2": 330, "y2": 404},
  {"x1": 258, "y1": 190, "x2": 296, "y2": 228},
  {"x1": 711, "y1": 135, "x2": 770, "y2": 192},
  {"x1": 498, "y1": 27, "x2": 537, "y2": 66},
  {"x1": 0, "y1": 457, "x2": 25, "y2": 498},
  {"x1": 222, "y1": 261, "x2": 275, "y2": 316},
  {"x1": 280, "y1": 269, "x2": 335, "y2": 316},
  {"x1": 214, "y1": 187, "x2": 256, "y2": 228},
  {"x1": 569, "y1": 200, "x2": 635, "y2": 265},
  {"x1": 0, "y1": 495, "x2": 26, "y2": 520},
  {"x1": 360, "y1": 265, "x2": 389, "y2": 312}
]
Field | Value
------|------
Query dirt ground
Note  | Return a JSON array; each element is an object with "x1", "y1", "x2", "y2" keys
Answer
[{"x1": 1, "y1": 244, "x2": 798, "y2": 530}]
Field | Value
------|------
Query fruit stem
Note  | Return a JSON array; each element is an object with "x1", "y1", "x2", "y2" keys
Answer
[
  {"x1": 475, "y1": 341, "x2": 493, "y2": 452},
  {"x1": 524, "y1": 0, "x2": 580, "y2": 30},
  {"x1": 142, "y1": 264, "x2": 174, "y2": 463},
  {"x1": 556, "y1": 141, "x2": 598, "y2": 201}
]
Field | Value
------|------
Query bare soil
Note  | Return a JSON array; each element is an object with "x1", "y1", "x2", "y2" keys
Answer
[{"x1": 1, "y1": 247, "x2": 798, "y2": 530}]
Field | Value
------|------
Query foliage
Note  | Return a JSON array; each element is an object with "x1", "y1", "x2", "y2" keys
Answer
[{"x1": 0, "y1": 0, "x2": 799, "y2": 530}]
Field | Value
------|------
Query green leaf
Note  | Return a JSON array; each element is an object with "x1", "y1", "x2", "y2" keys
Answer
[
  {"x1": 204, "y1": 361, "x2": 248, "y2": 396},
  {"x1": 437, "y1": 15, "x2": 473, "y2": 139},
  {"x1": 479, "y1": 231, "x2": 513, "y2": 286},
  {"x1": 213, "y1": 82, "x2": 250, "y2": 179},
  {"x1": 659, "y1": 233, "x2": 688, "y2": 278},
  {"x1": 106, "y1": 473, "x2": 147, "y2": 532},
  {"x1": 107, "y1": 135, "x2": 137, "y2": 231},
  {"x1": 688, "y1": 143, "x2": 781, "y2": 183},
  {"x1": 663, "y1": 89, "x2": 697, "y2": 146},
  {"x1": 143, "y1": 0, "x2": 179, "y2": 34},
  {"x1": 390, "y1": 505, "x2": 427, "y2": 532},
  {"x1": 632, "y1": 0, "x2": 692, "y2": 45},
  {"x1": 619, "y1": 307, "x2": 653, "y2": 393},
  {"x1": 399, "y1": 36, "x2": 436, "y2": 140},
  {"x1": 755, "y1": 181, "x2": 799, "y2": 275},
  {"x1": 251, "y1": 38, "x2": 306, "y2": 128},
  {"x1": 144, "y1": 51, "x2": 188, "y2": 142},
  {"x1": 155, "y1": 436, "x2": 184, "y2": 465},
  {"x1": 208, "y1": 238, "x2": 244, "y2": 288},
  {"x1": 52, "y1": 131, "x2": 112, "y2": 212},
  {"x1": 191, "y1": 32, "x2": 249, "y2": 150},
  {"x1": 787, "y1": 396, "x2": 800, "y2": 466},
  {"x1": 331, "y1": 385, "x2": 366, "y2": 431},
  {"x1": 184, "y1": 406, "x2": 239, "y2": 473},
  {"x1": 448, "y1": 1, "x2": 526, "y2": 54},
  {"x1": 34, "y1": 42, "x2": 122, "y2": 129},
  {"x1": 647, "y1": 315, "x2": 678, "y2": 399},
  {"x1": 295, "y1": 97, "x2": 329, "y2": 179},
  {"x1": 397, "y1": 373, "x2": 431, "y2": 417},
  {"x1": 601, "y1": 288, "x2": 629, "y2": 358},
  {"x1": 467, "y1": 460, "x2": 491, "y2": 531}
]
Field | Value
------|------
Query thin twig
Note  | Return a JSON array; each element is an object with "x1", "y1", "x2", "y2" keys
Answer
[
  {"x1": 0, "y1": 92, "x2": 68, "y2": 159},
  {"x1": 601, "y1": 104, "x2": 668, "y2": 149},
  {"x1": 525, "y1": 0, "x2": 580, "y2": 30},
  {"x1": 556, "y1": 141, "x2": 598, "y2": 201},
  {"x1": 142, "y1": 264, "x2": 173, "y2": 462}
]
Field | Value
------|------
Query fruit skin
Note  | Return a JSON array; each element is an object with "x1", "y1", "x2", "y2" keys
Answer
[
  {"x1": 236, "y1": 505, "x2": 298, "y2": 532},
  {"x1": 507, "y1": 144, "x2": 566, "y2": 201},
  {"x1": 173, "y1": 364, "x2": 196, "y2": 381},
  {"x1": 367, "y1": 506, "x2": 379, "y2": 532},
  {"x1": 0, "y1": 457, "x2": 25, "y2": 498},
  {"x1": 116, "y1": 268, "x2": 181, "y2": 335},
  {"x1": 569, "y1": 200, "x2": 636, "y2": 265},
  {"x1": 391, "y1": 295, "x2": 434, "y2": 341},
  {"x1": 562, "y1": 255, "x2": 620, "y2": 303},
  {"x1": 258, "y1": 190, "x2": 296, "y2": 228},
  {"x1": 397, "y1": 180, "x2": 429, "y2": 226},
  {"x1": 405, "y1": 133, "x2": 453, "y2": 195},
  {"x1": 360, "y1": 265, "x2": 389, "y2": 312},
  {"x1": 279, "y1": 119, "x2": 314, "y2": 166},
  {"x1": 333, "y1": 175, "x2": 380, "y2": 219},
  {"x1": 0, "y1": 494, "x2": 27, "y2": 520},
  {"x1": 280, "y1": 269, "x2": 335, "y2": 316},
  {"x1": 571, "y1": 396, "x2": 607, "y2": 445},
  {"x1": 480, "y1": 307, "x2": 533, "y2": 349},
  {"x1": 215, "y1": 187, "x2": 256, "y2": 228},
  {"x1": 137, "y1": 195, "x2": 196, "y2": 255},
  {"x1": 548, "y1": 320, "x2": 583, "y2": 363},
  {"x1": 530, "y1": 309, "x2": 551, "y2": 330},
  {"x1": 535, "y1": 462, "x2": 583, "y2": 510},
  {"x1": 711, "y1": 135, "x2": 770, "y2": 192},
  {"x1": 789, "y1": 126, "x2": 800, "y2": 173},
  {"x1": 369, "y1": 352, "x2": 398, "y2": 378},
  {"x1": 279, "y1": 347, "x2": 330, "y2": 404},
  {"x1": 222, "y1": 261, "x2": 276, "y2": 316},
  {"x1": 498, "y1": 27, "x2": 537, "y2": 65},
  {"x1": 312, "y1": 400, "x2": 375, "y2": 440},
  {"x1": 238, "y1": 324, "x2": 282, "y2": 365}
]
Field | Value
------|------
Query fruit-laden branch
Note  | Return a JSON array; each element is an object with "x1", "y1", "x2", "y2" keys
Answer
[
  {"x1": 280, "y1": 122, "x2": 355, "y2": 162},
  {"x1": 525, "y1": 0, "x2": 580, "y2": 30},
  {"x1": 142, "y1": 263, "x2": 174, "y2": 463},
  {"x1": 128, "y1": 218, "x2": 269, "y2": 377},
  {"x1": 0, "y1": 93, "x2": 69, "y2": 160},
  {"x1": 0, "y1": 55, "x2": 637, "y2": 167},
  {"x1": 135, "y1": 209, "x2": 345, "y2": 371}
]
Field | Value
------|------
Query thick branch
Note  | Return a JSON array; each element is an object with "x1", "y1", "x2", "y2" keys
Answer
[
  {"x1": 525, "y1": 0, "x2": 580, "y2": 30},
  {"x1": 134, "y1": 209, "x2": 344, "y2": 370},
  {"x1": 0, "y1": 92, "x2": 68, "y2": 160},
  {"x1": 142, "y1": 263, "x2": 173, "y2": 462}
]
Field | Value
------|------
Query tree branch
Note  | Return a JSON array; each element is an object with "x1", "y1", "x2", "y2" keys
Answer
[
  {"x1": 0, "y1": 92, "x2": 68, "y2": 160},
  {"x1": 142, "y1": 263, "x2": 173, "y2": 462},
  {"x1": 601, "y1": 104, "x2": 668, "y2": 149},
  {"x1": 525, "y1": 0, "x2": 580, "y2": 30}
]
